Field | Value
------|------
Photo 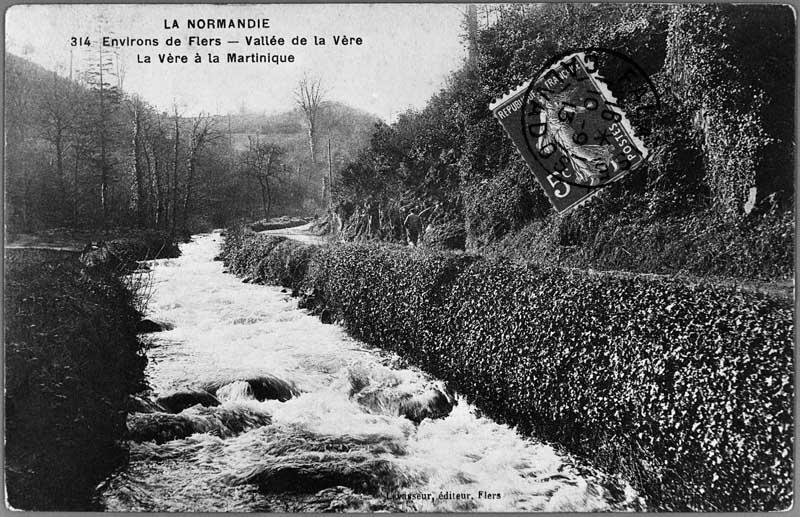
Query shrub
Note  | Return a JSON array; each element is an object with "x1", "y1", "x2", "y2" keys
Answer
[
  {"x1": 463, "y1": 164, "x2": 547, "y2": 248},
  {"x1": 224, "y1": 231, "x2": 793, "y2": 511},
  {"x1": 221, "y1": 229, "x2": 287, "y2": 281},
  {"x1": 421, "y1": 219, "x2": 467, "y2": 250},
  {"x1": 101, "y1": 229, "x2": 181, "y2": 268},
  {"x1": 221, "y1": 227, "x2": 322, "y2": 290},
  {"x1": 259, "y1": 239, "x2": 321, "y2": 288},
  {"x1": 487, "y1": 208, "x2": 794, "y2": 282}
]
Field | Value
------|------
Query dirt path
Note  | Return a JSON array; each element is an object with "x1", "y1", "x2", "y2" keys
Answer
[
  {"x1": 257, "y1": 225, "x2": 793, "y2": 302},
  {"x1": 568, "y1": 266, "x2": 794, "y2": 302},
  {"x1": 6, "y1": 234, "x2": 85, "y2": 252},
  {"x1": 259, "y1": 222, "x2": 329, "y2": 245}
]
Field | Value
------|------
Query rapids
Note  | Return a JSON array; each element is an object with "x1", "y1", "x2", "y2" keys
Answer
[{"x1": 99, "y1": 232, "x2": 643, "y2": 512}]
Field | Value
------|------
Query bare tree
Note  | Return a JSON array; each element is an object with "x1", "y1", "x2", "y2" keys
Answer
[
  {"x1": 142, "y1": 111, "x2": 170, "y2": 230},
  {"x1": 181, "y1": 113, "x2": 218, "y2": 233},
  {"x1": 128, "y1": 96, "x2": 149, "y2": 226},
  {"x1": 85, "y1": 42, "x2": 119, "y2": 225},
  {"x1": 170, "y1": 101, "x2": 181, "y2": 235},
  {"x1": 40, "y1": 71, "x2": 74, "y2": 215},
  {"x1": 240, "y1": 136, "x2": 284, "y2": 219},
  {"x1": 294, "y1": 73, "x2": 325, "y2": 167},
  {"x1": 83, "y1": 15, "x2": 123, "y2": 226}
]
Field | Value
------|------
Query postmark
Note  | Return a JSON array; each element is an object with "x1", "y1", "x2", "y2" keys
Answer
[{"x1": 491, "y1": 49, "x2": 660, "y2": 214}]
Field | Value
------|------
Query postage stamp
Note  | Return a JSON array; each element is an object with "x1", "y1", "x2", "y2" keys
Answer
[{"x1": 491, "y1": 49, "x2": 659, "y2": 214}]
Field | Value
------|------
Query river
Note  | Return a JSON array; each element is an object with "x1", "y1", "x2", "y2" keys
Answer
[{"x1": 99, "y1": 232, "x2": 643, "y2": 512}]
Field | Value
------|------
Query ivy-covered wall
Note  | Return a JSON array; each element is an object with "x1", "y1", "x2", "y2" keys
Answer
[
  {"x1": 665, "y1": 4, "x2": 795, "y2": 215},
  {"x1": 222, "y1": 228, "x2": 794, "y2": 511}
]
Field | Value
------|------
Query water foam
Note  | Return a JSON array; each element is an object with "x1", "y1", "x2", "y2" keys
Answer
[{"x1": 102, "y1": 232, "x2": 643, "y2": 511}]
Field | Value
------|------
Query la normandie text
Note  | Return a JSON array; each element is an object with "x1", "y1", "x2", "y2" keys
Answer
[{"x1": 164, "y1": 18, "x2": 271, "y2": 29}]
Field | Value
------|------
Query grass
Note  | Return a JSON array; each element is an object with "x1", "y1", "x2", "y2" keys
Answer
[
  {"x1": 4, "y1": 248, "x2": 148, "y2": 510},
  {"x1": 483, "y1": 208, "x2": 794, "y2": 286}
]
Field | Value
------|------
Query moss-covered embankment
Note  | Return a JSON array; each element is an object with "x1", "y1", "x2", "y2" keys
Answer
[
  {"x1": 4, "y1": 234, "x2": 178, "y2": 510},
  {"x1": 221, "y1": 226, "x2": 793, "y2": 512}
]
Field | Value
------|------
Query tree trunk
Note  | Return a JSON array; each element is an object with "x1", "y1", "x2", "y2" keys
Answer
[
  {"x1": 265, "y1": 176, "x2": 272, "y2": 218},
  {"x1": 98, "y1": 45, "x2": 109, "y2": 226},
  {"x1": 308, "y1": 125, "x2": 316, "y2": 166},
  {"x1": 143, "y1": 142, "x2": 153, "y2": 227},
  {"x1": 153, "y1": 147, "x2": 164, "y2": 230},
  {"x1": 133, "y1": 106, "x2": 147, "y2": 226},
  {"x1": 73, "y1": 138, "x2": 80, "y2": 227},
  {"x1": 181, "y1": 157, "x2": 195, "y2": 234},
  {"x1": 170, "y1": 112, "x2": 179, "y2": 237},
  {"x1": 258, "y1": 176, "x2": 269, "y2": 219},
  {"x1": 54, "y1": 128, "x2": 66, "y2": 219}
]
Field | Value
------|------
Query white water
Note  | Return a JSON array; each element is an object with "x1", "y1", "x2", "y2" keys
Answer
[{"x1": 100, "y1": 232, "x2": 642, "y2": 512}]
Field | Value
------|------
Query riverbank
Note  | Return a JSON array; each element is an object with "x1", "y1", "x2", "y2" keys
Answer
[
  {"x1": 5, "y1": 248, "x2": 149, "y2": 510},
  {"x1": 221, "y1": 226, "x2": 794, "y2": 511},
  {"x1": 100, "y1": 232, "x2": 640, "y2": 512},
  {"x1": 6, "y1": 227, "x2": 181, "y2": 255},
  {"x1": 3, "y1": 226, "x2": 180, "y2": 509}
]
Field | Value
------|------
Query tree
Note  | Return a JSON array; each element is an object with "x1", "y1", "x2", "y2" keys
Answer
[
  {"x1": 240, "y1": 137, "x2": 284, "y2": 219},
  {"x1": 128, "y1": 95, "x2": 150, "y2": 226},
  {"x1": 6, "y1": 52, "x2": 258, "y2": 235},
  {"x1": 294, "y1": 73, "x2": 325, "y2": 167},
  {"x1": 181, "y1": 113, "x2": 218, "y2": 233},
  {"x1": 142, "y1": 110, "x2": 170, "y2": 230},
  {"x1": 170, "y1": 101, "x2": 181, "y2": 235},
  {"x1": 5, "y1": 55, "x2": 43, "y2": 230},
  {"x1": 40, "y1": 72, "x2": 74, "y2": 214},
  {"x1": 84, "y1": 41, "x2": 123, "y2": 225}
]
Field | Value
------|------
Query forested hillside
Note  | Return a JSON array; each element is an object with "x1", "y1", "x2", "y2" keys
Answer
[
  {"x1": 333, "y1": 4, "x2": 794, "y2": 281},
  {"x1": 5, "y1": 53, "x2": 376, "y2": 236},
  {"x1": 225, "y1": 102, "x2": 377, "y2": 215},
  {"x1": 5, "y1": 4, "x2": 795, "y2": 280}
]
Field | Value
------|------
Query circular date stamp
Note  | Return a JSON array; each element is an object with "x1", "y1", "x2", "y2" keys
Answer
[{"x1": 520, "y1": 48, "x2": 661, "y2": 192}]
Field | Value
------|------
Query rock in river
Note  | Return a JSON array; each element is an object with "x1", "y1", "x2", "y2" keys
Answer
[
  {"x1": 201, "y1": 375, "x2": 299, "y2": 403},
  {"x1": 127, "y1": 405, "x2": 271, "y2": 444},
  {"x1": 137, "y1": 319, "x2": 174, "y2": 333},
  {"x1": 156, "y1": 389, "x2": 220, "y2": 413},
  {"x1": 127, "y1": 394, "x2": 167, "y2": 414}
]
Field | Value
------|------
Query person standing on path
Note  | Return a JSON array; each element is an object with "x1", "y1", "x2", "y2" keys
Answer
[{"x1": 404, "y1": 207, "x2": 423, "y2": 247}]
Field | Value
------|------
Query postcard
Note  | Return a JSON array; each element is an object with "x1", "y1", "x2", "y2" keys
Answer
[{"x1": 4, "y1": 3, "x2": 794, "y2": 513}]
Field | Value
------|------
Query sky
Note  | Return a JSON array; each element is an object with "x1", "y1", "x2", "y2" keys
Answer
[{"x1": 5, "y1": 4, "x2": 469, "y2": 121}]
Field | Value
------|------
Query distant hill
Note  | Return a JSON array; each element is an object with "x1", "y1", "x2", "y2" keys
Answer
[
  {"x1": 6, "y1": 50, "x2": 381, "y2": 224},
  {"x1": 224, "y1": 102, "x2": 379, "y2": 171},
  {"x1": 6, "y1": 52, "x2": 58, "y2": 83}
]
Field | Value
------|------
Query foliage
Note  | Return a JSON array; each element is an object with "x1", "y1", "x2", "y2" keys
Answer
[
  {"x1": 5, "y1": 249, "x2": 147, "y2": 510},
  {"x1": 420, "y1": 219, "x2": 467, "y2": 251},
  {"x1": 665, "y1": 4, "x2": 795, "y2": 214},
  {"x1": 333, "y1": 4, "x2": 794, "y2": 259},
  {"x1": 463, "y1": 162, "x2": 547, "y2": 247},
  {"x1": 104, "y1": 229, "x2": 181, "y2": 263},
  {"x1": 5, "y1": 53, "x2": 378, "y2": 235},
  {"x1": 223, "y1": 231, "x2": 793, "y2": 511},
  {"x1": 487, "y1": 205, "x2": 794, "y2": 282},
  {"x1": 220, "y1": 227, "x2": 319, "y2": 290}
]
